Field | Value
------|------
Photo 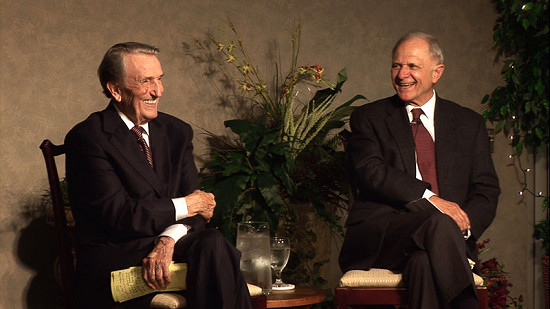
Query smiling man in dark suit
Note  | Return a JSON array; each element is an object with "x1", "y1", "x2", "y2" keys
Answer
[
  {"x1": 339, "y1": 32, "x2": 500, "y2": 309},
  {"x1": 65, "y1": 42, "x2": 253, "y2": 309}
]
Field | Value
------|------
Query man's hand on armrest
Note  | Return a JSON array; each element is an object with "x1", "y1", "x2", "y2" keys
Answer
[{"x1": 142, "y1": 236, "x2": 175, "y2": 290}]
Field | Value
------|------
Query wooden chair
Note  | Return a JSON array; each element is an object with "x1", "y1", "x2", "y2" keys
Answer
[
  {"x1": 40, "y1": 139, "x2": 266, "y2": 309},
  {"x1": 335, "y1": 269, "x2": 488, "y2": 309}
]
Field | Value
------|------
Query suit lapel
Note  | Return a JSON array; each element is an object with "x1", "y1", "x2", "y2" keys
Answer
[
  {"x1": 102, "y1": 103, "x2": 163, "y2": 196},
  {"x1": 385, "y1": 96, "x2": 417, "y2": 176},
  {"x1": 434, "y1": 97, "x2": 458, "y2": 196},
  {"x1": 149, "y1": 119, "x2": 171, "y2": 197}
]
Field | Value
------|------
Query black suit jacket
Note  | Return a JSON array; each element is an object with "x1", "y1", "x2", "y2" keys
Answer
[
  {"x1": 65, "y1": 102, "x2": 199, "y2": 305},
  {"x1": 339, "y1": 95, "x2": 500, "y2": 272}
]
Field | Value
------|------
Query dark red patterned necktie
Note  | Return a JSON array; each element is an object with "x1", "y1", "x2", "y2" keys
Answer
[
  {"x1": 130, "y1": 126, "x2": 154, "y2": 167},
  {"x1": 411, "y1": 108, "x2": 438, "y2": 195}
]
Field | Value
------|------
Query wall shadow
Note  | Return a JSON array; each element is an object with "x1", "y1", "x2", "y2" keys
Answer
[{"x1": 15, "y1": 201, "x2": 64, "y2": 309}]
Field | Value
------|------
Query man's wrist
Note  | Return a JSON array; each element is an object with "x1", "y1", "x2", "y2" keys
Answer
[
  {"x1": 159, "y1": 224, "x2": 189, "y2": 243},
  {"x1": 426, "y1": 195, "x2": 443, "y2": 213},
  {"x1": 172, "y1": 197, "x2": 189, "y2": 220},
  {"x1": 422, "y1": 189, "x2": 436, "y2": 200},
  {"x1": 156, "y1": 236, "x2": 176, "y2": 246}
]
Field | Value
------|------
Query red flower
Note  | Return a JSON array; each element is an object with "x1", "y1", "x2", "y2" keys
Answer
[
  {"x1": 481, "y1": 258, "x2": 499, "y2": 272},
  {"x1": 477, "y1": 238, "x2": 491, "y2": 250}
]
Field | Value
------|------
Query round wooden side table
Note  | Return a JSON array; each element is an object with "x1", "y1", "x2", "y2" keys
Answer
[{"x1": 266, "y1": 286, "x2": 326, "y2": 308}]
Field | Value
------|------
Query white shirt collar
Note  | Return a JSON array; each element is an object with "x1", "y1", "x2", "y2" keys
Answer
[
  {"x1": 406, "y1": 90, "x2": 436, "y2": 122},
  {"x1": 113, "y1": 103, "x2": 150, "y2": 135}
]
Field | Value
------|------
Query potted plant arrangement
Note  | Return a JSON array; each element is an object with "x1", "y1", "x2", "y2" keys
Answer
[
  {"x1": 482, "y1": 0, "x2": 549, "y2": 306},
  {"x1": 194, "y1": 20, "x2": 366, "y2": 287}
]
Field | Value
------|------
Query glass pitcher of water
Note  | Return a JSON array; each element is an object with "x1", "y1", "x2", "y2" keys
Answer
[{"x1": 236, "y1": 221, "x2": 272, "y2": 294}]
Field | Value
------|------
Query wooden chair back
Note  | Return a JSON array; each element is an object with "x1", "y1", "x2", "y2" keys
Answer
[{"x1": 39, "y1": 139, "x2": 75, "y2": 309}]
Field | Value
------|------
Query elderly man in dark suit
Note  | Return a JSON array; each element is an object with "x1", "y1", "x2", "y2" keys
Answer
[
  {"x1": 339, "y1": 32, "x2": 500, "y2": 309},
  {"x1": 65, "y1": 42, "x2": 253, "y2": 309}
]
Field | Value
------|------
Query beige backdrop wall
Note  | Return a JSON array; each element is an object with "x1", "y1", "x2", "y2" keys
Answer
[{"x1": 1, "y1": 0, "x2": 545, "y2": 308}]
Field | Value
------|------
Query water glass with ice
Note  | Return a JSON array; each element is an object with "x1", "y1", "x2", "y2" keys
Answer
[{"x1": 236, "y1": 221, "x2": 272, "y2": 294}]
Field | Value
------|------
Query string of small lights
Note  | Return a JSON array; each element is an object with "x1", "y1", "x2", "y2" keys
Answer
[{"x1": 505, "y1": 135, "x2": 549, "y2": 255}]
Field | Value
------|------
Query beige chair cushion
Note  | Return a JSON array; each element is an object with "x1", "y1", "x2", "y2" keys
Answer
[
  {"x1": 148, "y1": 284, "x2": 262, "y2": 308},
  {"x1": 339, "y1": 269, "x2": 485, "y2": 288},
  {"x1": 150, "y1": 293, "x2": 187, "y2": 308},
  {"x1": 340, "y1": 269, "x2": 404, "y2": 287},
  {"x1": 472, "y1": 273, "x2": 484, "y2": 286},
  {"x1": 247, "y1": 283, "x2": 263, "y2": 296}
]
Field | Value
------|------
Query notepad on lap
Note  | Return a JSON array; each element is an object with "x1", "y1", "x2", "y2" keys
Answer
[{"x1": 110, "y1": 262, "x2": 187, "y2": 302}]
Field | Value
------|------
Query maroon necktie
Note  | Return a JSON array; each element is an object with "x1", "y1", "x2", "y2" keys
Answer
[
  {"x1": 130, "y1": 126, "x2": 154, "y2": 167},
  {"x1": 411, "y1": 108, "x2": 438, "y2": 195}
]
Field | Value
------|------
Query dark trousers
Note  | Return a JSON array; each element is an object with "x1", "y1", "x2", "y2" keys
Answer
[
  {"x1": 174, "y1": 228, "x2": 253, "y2": 309},
  {"x1": 373, "y1": 210, "x2": 476, "y2": 309}
]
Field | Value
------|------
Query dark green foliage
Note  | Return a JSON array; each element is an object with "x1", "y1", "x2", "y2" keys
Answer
[{"x1": 482, "y1": 0, "x2": 549, "y2": 155}]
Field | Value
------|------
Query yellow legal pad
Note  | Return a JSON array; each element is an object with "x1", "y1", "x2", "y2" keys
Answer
[{"x1": 110, "y1": 262, "x2": 187, "y2": 302}]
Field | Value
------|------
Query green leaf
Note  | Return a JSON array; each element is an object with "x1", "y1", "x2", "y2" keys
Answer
[
  {"x1": 334, "y1": 94, "x2": 367, "y2": 115},
  {"x1": 522, "y1": 18, "x2": 530, "y2": 30},
  {"x1": 495, "y1": 120, "x2": 504, "y2": 133},
  {"x1": 535, "y1": 127, "x2": 543, "y2": 139},
  {"x1": 499, "y1": 105, "x2": 508, "y2": 117},
  {"x1": 255, "y1": 172, "x2": 284, "y2": 231},
  {"x1": 225, "y1": 119, "x2": 266, "y2": 151},
  {"x1": 336, "y1": 67, "x2": 348, "y2": 86},
  {"x1": 516, "y1": 142, "x2": 523, "y2": 156},
  {"x1": 535, "y1": 79, "x2": 545, "y2": 96},
  {"x1": 204, "y1": 173, "x2": 250, "y2": 227},
  {"x1": 256, "y1": 173, "x2": 283, "y2": 205},
  {"x1": 482, "y1": 110, "x2": 490, "y2": 120}
]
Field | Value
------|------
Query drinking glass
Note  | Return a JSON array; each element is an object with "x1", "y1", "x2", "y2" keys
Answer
[
  {"x1": 270, "y1": 237, "x2": 295, "y2": 290},
  {"x1": 236, "y1": 221, "x2": 272, "y2": 294}
]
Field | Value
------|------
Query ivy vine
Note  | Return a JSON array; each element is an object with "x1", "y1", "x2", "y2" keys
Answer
[{"x1": 482, "y1": 0, "x2": 549, "y2": 155}]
